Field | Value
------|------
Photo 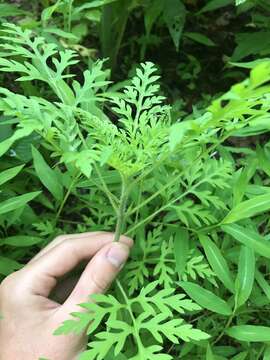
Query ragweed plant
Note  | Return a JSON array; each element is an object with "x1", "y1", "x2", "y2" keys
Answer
[{"x1": 2, "y1": 23, "x2": 270, "y2": 359}]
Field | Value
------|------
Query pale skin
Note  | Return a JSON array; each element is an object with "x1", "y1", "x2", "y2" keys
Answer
[{"x1": 0, "y1": 232, "x2": 133, "y2": 360}]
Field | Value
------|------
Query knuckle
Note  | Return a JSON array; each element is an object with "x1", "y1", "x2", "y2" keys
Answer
[
  {"x1": 0, "y1": 270, "x2": 31, "y2": 308},
  {"x1": 0, "y1": 272, "x2": 19, "y2": 296}
]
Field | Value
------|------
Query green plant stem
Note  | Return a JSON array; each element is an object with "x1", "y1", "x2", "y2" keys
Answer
[
  {"x1": 93, "y1": 163, "x2": 119, "y2": 212},
  {"x1": 114, "y1": 177, "x2": 128, "y2": 242},
  {"x1": 126, "y1": 182, "x2": 199, "y2": 236},
  {"x1": 59, "y1": 218, "x2": 85, "y2": 225},
  {"x1": 55, "y1": 172, "x2": 80, "y2": 223},
  {"x1": 127, "y1": 131, "x2": 233, "y2": 218},
  {"x1": 76, "y1": 125, "x2": 119, "y2": 212},
  {"x1": 132, "y1": 83, "x2": 144, "y2": 138},
  {"x1": 131, "y1": 181, "x2": 142, "y2": 238},
  {"x1": 67, "y1": 0, "x2": 74, "y2": 33},
  {"x1": 126, "y1": 174, "x2": 178, "y2": 217},
  {"x1": 116, "y1": 279, "x2": 144, "y2": 355},
  {"x1": 213, "y1": 309, "x2": 236, "y2": 345},
  {"x1": 126, "y1": 134, "x2": 234, "y2": 235}
]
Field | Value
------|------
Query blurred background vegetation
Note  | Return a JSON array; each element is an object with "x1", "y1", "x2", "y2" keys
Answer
[{"x1": 1, "y1": 0, "x2": 270, "y2": 117}]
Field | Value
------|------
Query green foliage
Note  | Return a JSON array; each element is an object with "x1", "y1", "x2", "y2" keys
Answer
[
  {"x1": 1, "y1": 1, "x2": 270, "y2": 359},
  {"x1": 56, "y1": 281, "x2": 209, "y2": 359}
]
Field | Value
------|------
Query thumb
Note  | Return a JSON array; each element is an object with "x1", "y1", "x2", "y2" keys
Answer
[{"x1": 60, "y1": 242, "x2": 131, "y2": 313}]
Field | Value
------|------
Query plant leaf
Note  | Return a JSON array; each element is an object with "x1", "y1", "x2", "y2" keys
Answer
[
  {"x1": 199, "y1": 234, "x2": 235, "y2": 293},
  {"x1": 255, "y1": 270, "x2": 270, "y2": 301},
  {"x1": 0, "y1": 165, "x2": 24, "y2": 186},
  {"x1": 227, "y1": 325, "x2": 270, "y2": 342},
  {"x1": 235, "y1": 246, "x2": 255, "y2": 308},
  {"x1": 222, "y1": 224, "x2": 270, "y2": 259},
  {"x1": 163, "y1": 0, "x2": 186, "y2": 51},
  {"x1": 1, "y1": 236, "x2": 43, "y2": 247},
  {"x1": 231, "y1": 352, "x2": 248, "y2": 360},
  {"x1": 179, "y1": 281, "x2": 232, "y2": 316},
  {"x1": 0, "y1": 3, "x2": 27, "y2": 17},
  {"x1": 174, "y1": 229, "x2": 189, "y2": 279},
  {"x1": 0, "y1": 256, "x2": 22, "y2": 275},
  {"x1": 206, "y1": 344, "x2": 215, "y2": 360},
  {"x1": 223, "y1": 193, "x2": 270, "y2": 224},
  {"x1": 184, "y1": 32, "x2": 215, "y2": 47},
  {"x1": 0, "y1": 127, "x2": 34, "y2": 158},
  {"x1": 0, "y1": 191, "x2": 41, "y2": 215},
  {"x1": 198, "y1": 0, "x2": 233, "y2": 14},
  {"x1": 235, "y1": 0, "x2": 247, "y2": 5},
  {"x1": 169, "y1": 122, "x2": 191, "y2": 151},
  {"x1": 32, "y1": 147, "x2": 63, "y2": 201},
  {"x1": 264, "y1": 346, "x2": 270, "y2": 360}
]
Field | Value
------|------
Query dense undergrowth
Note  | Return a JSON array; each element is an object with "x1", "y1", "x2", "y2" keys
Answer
[{"x1": 1, "y1": 0, "x2": 270, "y2": 359}]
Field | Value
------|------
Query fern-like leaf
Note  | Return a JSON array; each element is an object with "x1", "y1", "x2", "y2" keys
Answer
[{"x1": 56, "y1": 281, "x2": 209, "y2": 360}]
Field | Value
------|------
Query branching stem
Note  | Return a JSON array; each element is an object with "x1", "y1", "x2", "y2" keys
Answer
[{"x1": 127, "y1": 131, "x2": 233, "y2": 218}]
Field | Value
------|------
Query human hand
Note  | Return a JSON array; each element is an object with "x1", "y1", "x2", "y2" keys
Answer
[{"x1": 0, "y1": 232, "x2": 132, "y2": 360}]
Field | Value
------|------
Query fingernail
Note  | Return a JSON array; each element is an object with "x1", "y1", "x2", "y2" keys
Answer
[{"x1": 106, "y1": 243, "x2": 129, "y2": 268}]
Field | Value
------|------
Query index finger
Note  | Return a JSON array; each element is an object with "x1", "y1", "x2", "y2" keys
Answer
[
  {"x1": 29, "y1": 231, "x2": 107, "y2": 264},
  {"x1": 23, "y1": 233, "x2": 132, "y2": 298}
]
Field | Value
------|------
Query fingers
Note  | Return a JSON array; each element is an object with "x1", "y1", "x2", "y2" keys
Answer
[
  {"x1": 60, "y1": 241, "x2": 130, "y2": 314},
  {"x1": 24, "y1": 232, "x2": 132, "y2": 298},
  {"x1": 29, "y1": 232, "x2": 105, "y2": 264}
]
